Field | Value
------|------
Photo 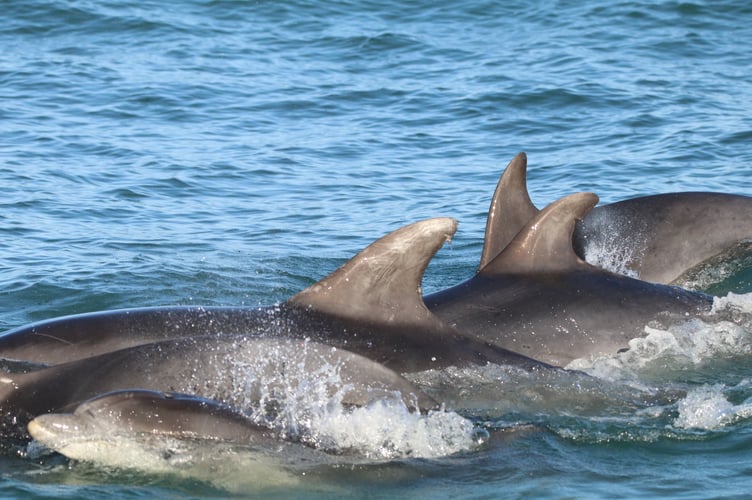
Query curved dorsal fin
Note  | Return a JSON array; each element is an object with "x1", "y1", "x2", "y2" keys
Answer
[
  {"x1": 478, "y1": 152, "x2": 540, "y2": 269},
  {"x1": 289, "y1": 218, "x2": 457, "y2": 325},
  {"x1": 481, "y1": 192, "x2": 598, "y2": 275}
]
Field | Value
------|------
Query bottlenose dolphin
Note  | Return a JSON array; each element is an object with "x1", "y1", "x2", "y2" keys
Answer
[
  {"x1": 0, "y1": 336, "x2": 437, "y2": 440},
  {"x1": 28, "y1": 390, "x2": 340, "y2": 492},
  {"x1": 28, "y1": 389, "x2": 277, "y2": 446},
  {"x1": 574, "y1": 193, "x2": 752, "y2": 284},
  {"x1": 481, "y1": 152, "x2": 752, "y2": 284},
  {"x1": 0, "y1": 218, "x2": 549, "y2": 374},
  {"x1": 426, "y1": 192, "x2": 713, "y2": 367}
]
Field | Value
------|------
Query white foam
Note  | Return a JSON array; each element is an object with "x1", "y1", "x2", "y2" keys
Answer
[
  {"x1": 312, "y1": 400, "x2": 480, "y2": 459},
  {"x1": 674, "y1": 383, "x2": 752, "y2": 430},
  {"x1": 674, "y1": 385, "x2": 735, "y2": 430},
  {"x1": 712, "y1": 292, "x2": 752, "y2": 316},
  {"x1": 236, "y1": 366, "x2": 478, "y2": 459}
]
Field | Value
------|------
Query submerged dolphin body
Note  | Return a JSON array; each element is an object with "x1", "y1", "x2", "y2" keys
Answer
[
  {"x1": 0, "y1": 218, "x2": 550, "y2": 373},
  {"x1": 0, "y1": 336, "x2": 437, "y2": 440},
  {"x1": 480, "y1": 153, "x2": 752, "y2": 284},
  {"x1": 426, "y1": 192, "x2": 713, "y2": 367}
]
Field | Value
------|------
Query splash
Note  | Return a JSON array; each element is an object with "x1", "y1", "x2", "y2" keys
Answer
[
  {"x1": 551, "y1": 292, "x2": 752, "y2": 441},
  {"x1": 259, "y1": 375, "x2": 480, "y2": 460},
  {"x1": 220, "y1": 341, "x2": 480, "y2": 459},
  {"x1": 578, "y1": 215, "x2": 647, "y2": 279},
  {"x1": 674, "y1": 384, "x2": 752, "y2": 430},
  {"x1": 581, "y1": 239, "x2": 641, "y2": 278},
  {"x1": 712, "y1": 292, "x2": 752, "y2": 318},
  {"x1": 313, "y1": 400, "x2": 479, "y2": 459}
]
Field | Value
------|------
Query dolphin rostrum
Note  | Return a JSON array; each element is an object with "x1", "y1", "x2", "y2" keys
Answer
[
  {"x1": 0, "y1": 218, "x2": 550, "y2": 374},
  {"x1": 481, "y1": 152, "x2": 752, "y2": 284},
  {"x1": 426, "y1": 192, "x2": 714, "y2": 367}
]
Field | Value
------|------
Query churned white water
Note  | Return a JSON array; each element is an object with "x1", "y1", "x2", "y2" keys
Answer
[{"x1": 673, "y1": 383, "x2": 752, "y2": 430}]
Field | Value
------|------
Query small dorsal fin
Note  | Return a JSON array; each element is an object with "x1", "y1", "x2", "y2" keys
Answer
[
  {"x1": 478, "y1": 152, "x2": 540, "y2": 269},
  {"x1": 289, "y1": 218, "x2": 457, "y2": 325},
  {"x1": 481, "y1": 192, "x2": 598, "y2": 274}
]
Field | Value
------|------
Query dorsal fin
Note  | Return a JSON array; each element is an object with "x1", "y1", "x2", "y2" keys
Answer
[
  {"x1": 479, "y1": 152, "x2": 540, "y2": 269},
  {"x1": 289, "y1": 218, "x2": 457, "y2": 325},
  {"x1": 481, "y1": 192, "x2": 598, "y2": 275}
]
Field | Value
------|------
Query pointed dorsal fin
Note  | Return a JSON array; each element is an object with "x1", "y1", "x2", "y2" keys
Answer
[
  {"x1": 289, "y1": 218, "x2": 457, "y2": 325},
  {"x1": 481, "y1": 192, "x2": 598, "y2": 275},
  {"x1": 478, "y1": 152, "x2": 540, "y2": 269}
]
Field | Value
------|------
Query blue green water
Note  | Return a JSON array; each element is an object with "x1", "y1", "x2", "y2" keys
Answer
[{"x1": 1, "y1": 0, "x2": 752, "y2": 497}]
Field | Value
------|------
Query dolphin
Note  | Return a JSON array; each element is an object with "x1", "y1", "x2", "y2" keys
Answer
[
  {"x1": 425, "y1": 192, "x2": 714, "y2": 367},
  {"x1": 573, "y1": 193, "x2": 752, "y2": 285},
  {"x1": 27, "y1": 390, "x2": 341, "y2": 491},
  {"x1": 480, "y1": 152, "x2": 752, "y2": 284},
  {"x1": 0, "y1": 336, "x2": 438, "y2": 441},
  {"x1": 28, "y1": 389, "x2": 278, "y2": 446},
  {"x1": 0, "y1": 218, "x2": 549, "y2": 374}
]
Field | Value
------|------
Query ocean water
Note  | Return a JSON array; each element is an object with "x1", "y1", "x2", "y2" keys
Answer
[{"x1": 1, "y1": 0, "x2": 752, "y2": 497}]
